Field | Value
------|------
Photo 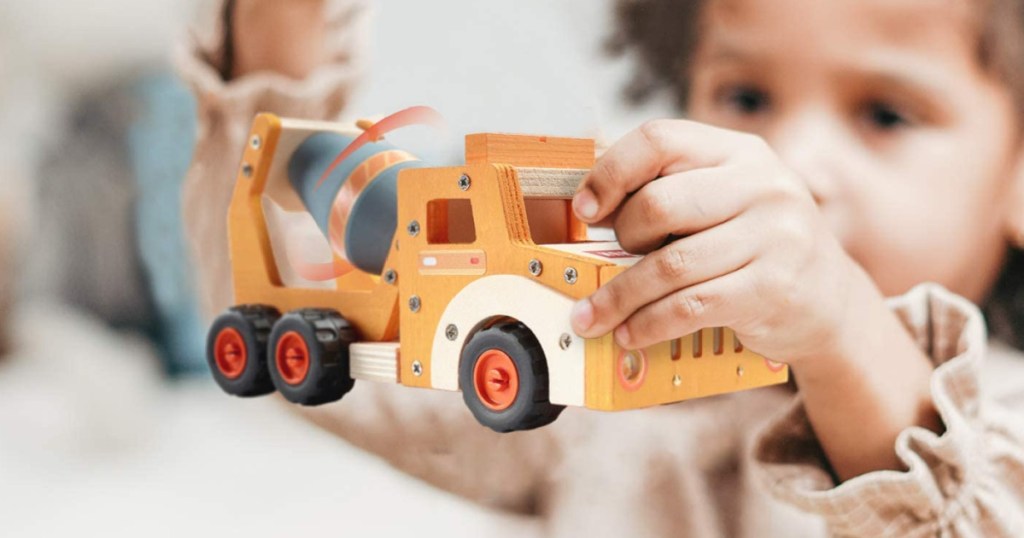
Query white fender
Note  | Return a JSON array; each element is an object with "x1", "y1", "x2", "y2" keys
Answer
[{"x1": 430, "y1": 275, "x2": 585, "y2": 407}]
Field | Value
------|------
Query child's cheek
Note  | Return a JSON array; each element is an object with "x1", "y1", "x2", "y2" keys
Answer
[{"x1": 843, "y1": 181, "x2": 974, "y2": 297}]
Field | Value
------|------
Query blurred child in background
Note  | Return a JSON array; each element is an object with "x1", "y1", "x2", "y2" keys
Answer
[
  {"x1": 4, "y1": 0, "x2": 204, "y2": 374},
  {"x1": 183, "y1": 0, "x2": 1024, "y2": 536}
]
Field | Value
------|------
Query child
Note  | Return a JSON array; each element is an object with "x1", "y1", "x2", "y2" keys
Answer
[{"x1": 181, "y1": 0, "x2": 1024, "y2": 536}]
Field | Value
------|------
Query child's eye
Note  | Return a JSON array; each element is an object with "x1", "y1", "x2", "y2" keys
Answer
[
  {"x1": 862, "y1": 101, "x2": 912, "y2": 131},
  {"x1": 716, "y1": 85, "x2": 770, "y2": 115}
]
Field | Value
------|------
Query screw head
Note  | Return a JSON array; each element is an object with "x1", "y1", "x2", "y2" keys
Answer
[
  {"x1": 407, "y1": 220, "x2": 421, "y2": 237},
  {"x1": 563, "y1": 267, "x2": 578, "y2": 285},
  {"x1": 249, "y1": 135, "x2": 262, "y2": 150},
  {"x1": 528, "y1": 259, "x2": 543, "y2": 276},
  {"x1": 445, "y1": 324, "x2": 459, "y2": 341},
  {"x1": 241, "y1": 163, "x2": 253, "y2": 178},
  {"x1": 412, "y1": 360, "x2": 424, "y2": 376},
  {"x1": 559, "y1": 333, "x2": 572, "y2": 350},
  {"x1": 673, "y1": 374, "x2": 682, "y2": 387},
  {"x1": 383, "y1": 269, "x2": 397, "y2": 285},
  {"x1": 457, "y1": 174, "x2": 471, "y2": 191},
  {"x1": 408, "y1": 295, "x2": 422, "y2": 313}
]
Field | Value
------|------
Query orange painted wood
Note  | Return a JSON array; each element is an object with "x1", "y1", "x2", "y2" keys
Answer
[{"x1": 465, "y1": 133, "x2": 596, "y2": 169}]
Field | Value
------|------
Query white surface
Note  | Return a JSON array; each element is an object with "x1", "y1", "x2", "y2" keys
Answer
[
  {"x1": 541, "y1": 241, "x2": 642, "y2": 266},
  {"x1": 349, "y1": 0, "x2": 674, "y2": 164},
  {"x1": 0, "y1": 304, "x2": 538, "y2": 537}
]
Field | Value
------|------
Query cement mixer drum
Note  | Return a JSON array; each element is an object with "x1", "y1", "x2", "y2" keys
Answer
[{"x1": 287, "y1": 132, "x2": 428, "y2": 275}]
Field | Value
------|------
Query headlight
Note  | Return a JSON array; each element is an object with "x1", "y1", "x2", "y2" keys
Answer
[{"x1": 617, "y1": 349, "x2": 647, "y2": 390}]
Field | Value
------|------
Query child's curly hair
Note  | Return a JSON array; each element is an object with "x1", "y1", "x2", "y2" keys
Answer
[{"x1": 608, "y1": 0, "x2": 1024, "y2": 349}]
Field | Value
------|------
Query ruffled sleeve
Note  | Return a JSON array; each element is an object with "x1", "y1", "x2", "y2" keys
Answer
[
  {"x1": 752, "y1": 283, "x2": 1024, "y2": 537},
  {"x1": 175, "y1": 0, "x2": 370, "y2": 317}
]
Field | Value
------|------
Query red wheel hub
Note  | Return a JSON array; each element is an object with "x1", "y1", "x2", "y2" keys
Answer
[
  {"x1": 214, "y1": 327, "x2": 247, "y2": 379},
  {"x1": 275, "y1": 331, "x2": 310, "y2": 385},
  {"x1": 473, "y1": 349, "x2": 520, "y2": 411}
]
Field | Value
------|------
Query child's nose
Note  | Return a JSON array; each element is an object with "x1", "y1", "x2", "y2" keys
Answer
[{"x1": 768, "y1": 109, "x2": 847, "y2": 208}]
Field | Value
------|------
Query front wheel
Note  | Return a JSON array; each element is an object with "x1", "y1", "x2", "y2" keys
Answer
[{"x1": 459, "y1": 322, "x2": 564, "y2": 432}]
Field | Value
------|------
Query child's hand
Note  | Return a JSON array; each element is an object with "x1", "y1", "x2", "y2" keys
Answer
[
  {"x1": 569, "y1": 120, "x2": 862, "y2": 365},
  {"x1": 568, "y1": 120, "x2": 943, "y2": 480}
]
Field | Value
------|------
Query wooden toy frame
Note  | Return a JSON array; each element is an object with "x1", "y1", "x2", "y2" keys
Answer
[{"x1": 213, "y1": 113, "x2": 788, "y2": 429}]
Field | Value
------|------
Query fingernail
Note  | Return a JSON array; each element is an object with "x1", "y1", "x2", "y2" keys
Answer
[
  {"x1": 573, "y1": 189, "x2": 598, "y2": 221},
  {"x1": 614, "y1": 325, "x2": 631, "y2": 347},
  {"x1": 570, "y1": 299, "x2": 594, "y2": 334}
]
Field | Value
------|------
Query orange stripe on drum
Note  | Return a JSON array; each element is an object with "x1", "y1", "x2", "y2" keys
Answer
[{"x1": 327, "y1": 149, "x2": 417, "y2": 260}]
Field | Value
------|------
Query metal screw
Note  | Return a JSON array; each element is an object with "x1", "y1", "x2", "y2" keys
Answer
[
  {"x1": 736, "y1": 365, "x2": 744, "y2": 377},
  {"x1": 528, "y1": 259, "x2": 543, "y2": 277},
  {"x1": 241, "y1": 163, "x2": 253, "y2": 178},
  {"x1": 412, "y1": 360, "x2": 423, "y2": 376},
  {"x1": 457, "y1": 174, "x2": 472, "y2": 191},
  {"x1": 408, "y1": 295, "x2": 421, "y2": 313},
  {"x1": 407, "y1": 220, "x2": 421, "y2": 237},
  {"x1": 383, "y1": 269, "x2": 397, "y2": 285},
  {"x1": 559, "y1": 333, "x2": 572, "y2": 350},
  {"x1": 249, "y1": 135, "x2": 262, "y2": 150},
  {"x1": 445, "y1": 324, "x2": 459, "y2": 341},
  {"x1": 563, "y1": 267, "x2": 578, "y2": 285},
  {"x1": 673, "y1": 374, "x2": 682, "y2": 387}
]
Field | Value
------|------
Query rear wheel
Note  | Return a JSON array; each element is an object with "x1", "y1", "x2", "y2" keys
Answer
[
  {"x1": 207, "y1": 305, "x2": 280, "y2": 397},
  {"x1": 459, "y1": 322, "x2": 564, "y2": 432},
  {"x1": 268, "y1": 309, "x2": 356, "y2": 406}
]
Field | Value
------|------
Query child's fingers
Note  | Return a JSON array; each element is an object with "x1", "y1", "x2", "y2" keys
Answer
[
  {"x1": 570, "y1": 217, "x2": 757, "y2": 339},
  {"x1": 572, "y1": 120, "x2": 745, "y2": 224},
  {"x1": 614, "y1": 164, "x2": 759, "y2": 254},
  {"x1": 611, "y1": 268, "x2": 753, "y2": 350}
]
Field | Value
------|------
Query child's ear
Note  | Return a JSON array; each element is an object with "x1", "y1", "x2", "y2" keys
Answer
[{"x1": 1005, "y1": 147, "x2": 1024, "y2": 247}]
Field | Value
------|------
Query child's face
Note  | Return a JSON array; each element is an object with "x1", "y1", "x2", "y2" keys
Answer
[{"x1": 687, "y1": 0, "x2": 1022, "y2": 301}]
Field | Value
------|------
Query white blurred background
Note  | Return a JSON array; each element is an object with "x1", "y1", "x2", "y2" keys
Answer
[{"x1": 0, "y1": 1, "x2": 672, "y2": 536}]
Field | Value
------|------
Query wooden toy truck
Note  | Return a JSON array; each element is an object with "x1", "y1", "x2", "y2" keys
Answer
[{"x1": 206, "y1": 113, "x2": 789, "y2": 432}]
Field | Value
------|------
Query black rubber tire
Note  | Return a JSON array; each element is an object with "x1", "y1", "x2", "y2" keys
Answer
[
  {"x1": 459, "y1": 322, "x2": 565, "y2": 432},
  {"x1": 267, "y1": 309, "x2": 356, "y2": 406},
  {"x1": 207, "y1": 305, "x2": 280, "y2": 397}
]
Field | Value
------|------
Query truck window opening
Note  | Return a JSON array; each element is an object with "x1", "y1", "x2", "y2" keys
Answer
[
  {"x1": 525, "y1": 199, "x2": 574, "y2": 244},
  {"x1": 427, "y1": 199, "x2": 477, "y2": 244}
]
